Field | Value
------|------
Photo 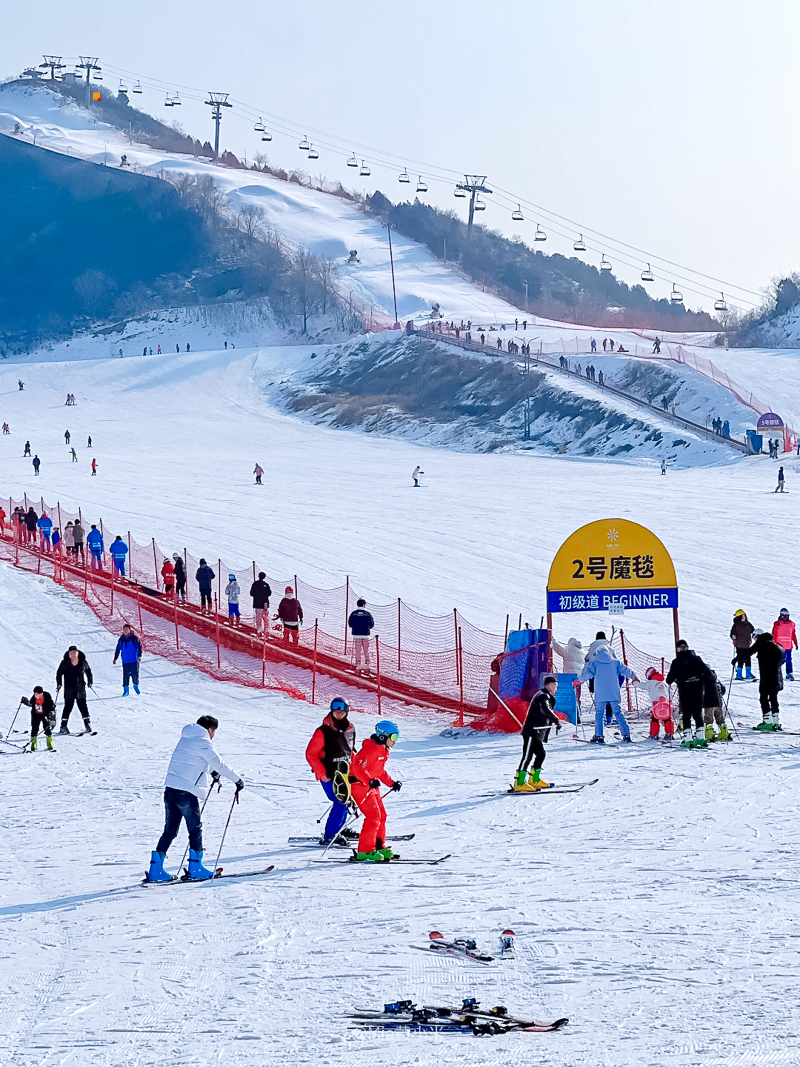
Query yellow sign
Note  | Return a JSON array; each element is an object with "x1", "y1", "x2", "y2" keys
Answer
[{"x1": 547, "y1": 519, "x2": 677, "y2": 614}]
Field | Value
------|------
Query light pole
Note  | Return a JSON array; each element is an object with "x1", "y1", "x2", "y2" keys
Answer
[{"x1": 524, "y1": 281, "x2": 528, "y2": 314}]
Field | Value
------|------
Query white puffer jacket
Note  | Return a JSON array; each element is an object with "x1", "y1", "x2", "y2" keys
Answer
[
  {"x1": 164, "y1": 723, "x2": 241, "y2": 800},
  {"x1": 552, "y1": 637, "x2": 585, "y2": 674}
]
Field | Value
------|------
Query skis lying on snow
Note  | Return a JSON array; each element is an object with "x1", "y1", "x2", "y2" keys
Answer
[
  {"x1": 348, "y1": 997, "x2": 568, "y2": 1035},
  {"x1": 417, "y1": 930, "x2": 517, "y2": 963},
  {"x1": 480, "y1": 778, "x2": 598, "y2": 797},
  {"x1": 287, "y1": 834, "x2": 415, "y2": 847},
  {"x1": 313, "y1": 852, "x2": 450, "y2": 865}
]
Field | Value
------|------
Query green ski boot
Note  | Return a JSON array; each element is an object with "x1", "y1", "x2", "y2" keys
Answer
[
  {"x1": 30, "y1": 736, "x2": 38, "y2": 752},
  {"x1": 350, "y1": 849, "x2": 385, "y2": 863},
  {"x1": 513, "y1": 769, "x2": 527, "y2": 791},
  {"x1": 704, "y1": 725, "x2": 716, "y2": 742},
  {"x1": 717, "y1": 724, "x2": 731, "y2": 741},
  {"x1": 753, "y1": 721, "x2": 774, "y2": 731}
]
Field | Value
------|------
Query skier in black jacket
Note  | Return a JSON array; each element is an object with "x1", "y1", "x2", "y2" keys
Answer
[
  {"x1": 666, "y1": 641, "x2": 713, "y2": 738},
  {"x1": 748, "y1": 631, "x2": 785, "y2": 731},
  {"x1": 56, "y1": 646, "x2": 94, "y2": 734},
  {"x1": 21, "y1": 686, "x2": 56, "y2": 751},
  {"x1": 249, "y1": 572, "x2": 272, "y2": 632},
  {"x1": 348, "y1": 598, "x2": 375, "y2": 672},
  {"x1": 515, "y1": 676, "x2": 561, "y2": 792}
]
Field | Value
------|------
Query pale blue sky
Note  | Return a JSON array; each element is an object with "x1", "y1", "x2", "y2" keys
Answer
[{"x1": 3, "y1": 0, "x2": 796, "y2": 310}]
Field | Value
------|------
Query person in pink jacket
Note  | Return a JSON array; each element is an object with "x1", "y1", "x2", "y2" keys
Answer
[{"x1": 772, "y1": 608, "x2": 798, "y2": 680}]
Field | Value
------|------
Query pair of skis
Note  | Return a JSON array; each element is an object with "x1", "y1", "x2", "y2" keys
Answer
[
  {"x1": 348, "y1": 996, "x2": 568, "y2": 1035},
  {"x1": 419, "y1": 929, "x2": 516, "y2": 963},
  {"x1": 481, "y1": 778, "x2": 598, "y2": 797},
  {"x1": 287, "y1": 834, "x2": 415, "y2": 848},
  {"x1": 135, "y1": 865, "x2": 275, "y2": 890},
  {"x1": 314, "y1": 851, "x2": 450, "y2": 865}
]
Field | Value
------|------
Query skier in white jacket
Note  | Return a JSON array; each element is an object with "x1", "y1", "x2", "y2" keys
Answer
[
  {"x1": 146, "y1": 716, "x2": 243, "y2": 883},
  {"x1": 552, "y1": 636, "x2": 585, "y2": 674}
]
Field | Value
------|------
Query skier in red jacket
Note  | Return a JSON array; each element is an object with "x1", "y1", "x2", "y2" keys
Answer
[
  {"x1": 305, "y1": 697, "x2": 357, "y2": 845},
  {"x1": 349, "y1": 721, "x2": 402, "y2": 861},
  {"x1": 772, "y1": 608, "x2": 798, "y2": 680}
]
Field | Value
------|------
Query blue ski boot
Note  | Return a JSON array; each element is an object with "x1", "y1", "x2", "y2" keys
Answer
[
  {"x1": 187, "y1": 849, "x2": 215, "y2": 880},
  {"x1": 745, "y1": 667, "x2": 755, "y2": 681},
  {"x1": 123, "y1": 686, "x2": 129, "y2": 696},
  {"x1": 146, "y1": 851, "x2": 173, "y2": 883},
  {"x1": 735, "y1": 667, "x2": 743, "y2": 681},
  {"x1": 133, "y1": 684, "x2": 140, "y2": 695}
]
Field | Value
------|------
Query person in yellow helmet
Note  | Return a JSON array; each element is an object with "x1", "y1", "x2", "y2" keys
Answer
[{"x1": 730, "y1": 610, "x2": 755, "y2": 681}]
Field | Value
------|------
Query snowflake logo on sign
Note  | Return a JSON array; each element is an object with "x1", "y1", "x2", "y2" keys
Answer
[{"x1": 606, "y1": 527, "x2": 620, "y2": 547}]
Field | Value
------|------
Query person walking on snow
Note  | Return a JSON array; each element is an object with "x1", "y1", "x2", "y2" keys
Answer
[
  {"x1": 772, "y1": 608, "x2": 797, "y2": 679},
  {"x1": 37, "y1": 512, "x2": 53, "y2": 553},
  {"x1": 305, "y1": 697, "x2": 357, "y2": 845},
  {"x1": 110, "y1": 536, "x2": 128, "y2": 577},
  {"x1": 173, "y1": 554, "x2": 187, "y2": 601},
  {"x1": 579, "y1": 645, "x2": 637, "y2": 742},
  {"x1": 249, "y1": 572, "x2": 272, "y2": 632},
  {"x1": 86, "y1": 525, "x2": 104, "y2": 571},
  {"x1": 21, "y1": 686, "x2": 56, "y2": 752},
  {"x1": 32, "y1": 455, "x2": 40, "y2": 476},
  {"x1": 161, "y1": 558, "x2": 175, "y2": 597},
  {"x1": 276, "y1": 586, "x2": 303, "y2": 644},
  {"x1": 225, "y1": 575, "x2": 241, "y2": 626},
  {"x1": 196, "y1": 559, "x2": 215, "y2": 614},
  {"x1": 56, "y1": 646, "x2": 94, "y2": 734},
  {"x1": 145, "y1": 715, "x2": 244, "y2": 883},
  {"x1": 748, "y1": 631, "x2": 785, "y2": 730},
  {"x1": 730, "y1": 609, "x2": 755, "y2": 680},
  {"x1": 24, "y1": 507, "x2": 38, "y2": 544},
  {"x1": 349, "y1": 721, "x2": 402, "y2": 862},
  {"x1": 514, "y1": 675, "x2": 562, "y2": 790},
  {"x1": 348, "y1": 598, "x2": 375, "y2": 672},
  {"x1": 412, "y1": 465, "x2": 424, "y2": 487},
  {"x1": 635, "y1": 668, "x2": 674, "y2": 740},
  {"x1": 253, "y1": 463, "x2": 264, "y2": 485},
  {"x1": 114, "y1": 623, "x2": 142, "y2": 695},
  {"x1": 72, "y1": 519, "x2": 85, "y2": 562},
  {"x1": 666, "y1": 640, "x2": 714, "y2": 746},
  {"x1": 776, "y1": 466, "x2": 785, "y2": 493},
  {"x1": 64, "y1": 430, "x2": 70, "y2": 444},
  {"x1": 91, "y1": 458, "x2": 97, "y2": 476}
]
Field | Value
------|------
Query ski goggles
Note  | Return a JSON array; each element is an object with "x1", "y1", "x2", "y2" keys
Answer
[
  {"x1": 330, "y1": 699, "x2": 349, "y2": 712},
  {"x1": 386, "y1": 733, "x2": 399, "y2": 742}
]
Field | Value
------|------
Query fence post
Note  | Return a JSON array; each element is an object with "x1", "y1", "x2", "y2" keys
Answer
[
  {"x1": 214, "y1": 594, "x2": 221, "y2": 668},
  {"x1": 261, "y1": 621, "x2": 267, "y2": 687},
  {"x1": 137, "y1": 582, "x2": 144, "y2": 632},
  {"x1": 619, "y1": 629, "x2": 633, "y2": 716},
  {"x1": 375, "y1": 635, "x2": 382, "y2": 717},
  {"x1": 57, "y1": 502, "x2": 62, "y2": 534},
  {"x1": 294, "y1": 573, "x2": 298, "y2": 598},
  {"x1": 218, "y1": 560, "x2": 222, "y2": 613},
  {"x1": 453, "y1": 608, "x2": 459, "y2": 683},
  {"x1": 152, "y1": 539, "x2": 159, "y2": 590},
  {"x1": 127, "y1": 531, "x2": 134, "y2": 583},
  {"x1": 456, "y1": 626, "x2": 465, "y2": 728},
  {"x1": 344, "y1": 576, "x2": 350, "y2": 656},
  {"x1": 83, "y1": 561, "x2": 88, "y2": 601},
  {"x1": 311, "y1": 619, "x2": 318, "y2": 704},
  {"x1": 24, "y1": 493, "x2": 28, "y2": 510},
  {"x1": 110, "y1": 574, "x2": 115, "y2": 615},
  {"x1": 504, "y1": 613, "x2": 509, "y2": 651},
  {"x1": 174, "y1": 591, "x2": 179, "y2": 650},
  {"x1": 397, "y1": 597, "x2": 401, "y2": 671}
]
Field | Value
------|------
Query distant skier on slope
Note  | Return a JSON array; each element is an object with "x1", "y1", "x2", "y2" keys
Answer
[
  {"x1": 145, "y1": 715, "x2": 244, "y2": 883},
  {"x1": 253, "y1": 463, "x2": 264, "y2": 485},
  {"x1": 32, "y1": 455, "x2": 40, "y2": 475},
  {"x1": 775, "y1": 466, "x2": 785, "y2": 493},
  {"x1": 349, "y1": 721, "x2": 402, "y2": 862},
  {"x1": 305, "y1": 697, "x2": 357, "y2": 845},
  {"x1": 514, "y1": 675, "x2": 561, "y2": 791},
  {"x1": 23, "y1": 441, "x2": 31, "y2": 456},
  {"x1": 771, "y1": 608, "x2": 797, "y2": 680},
  {"x1": 412, "y1": 466, "x2": 424, "y2": 487}
]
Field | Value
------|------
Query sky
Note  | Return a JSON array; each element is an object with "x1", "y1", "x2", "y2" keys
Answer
[{"x1": 3, "y1": 0, "x2": 797, "y2": 313}]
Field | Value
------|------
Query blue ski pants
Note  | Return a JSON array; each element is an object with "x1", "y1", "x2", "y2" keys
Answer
[
  {"x1": 783, "y1": 649, "x2": 793, "y2": 674},
  {"x1": 122, "y1": 661, "x2": 140, "y2": 687},
  {"x1": 156, "y1": 787, "x2": 203, "y2": 854},
  {"x1": 594, "y1": 698, "x2": 629, "y2": 739},
  {"x1": 321, "y1": 780, "x2": 349, "y2": 841}
]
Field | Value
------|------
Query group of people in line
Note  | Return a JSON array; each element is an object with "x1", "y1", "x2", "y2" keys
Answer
[
  {"x1": 765, "y1": 437, "x2": 782, "y2": 458},
  {"x1": 711, "y1": 417, "x2": 731, "y2": 438}
]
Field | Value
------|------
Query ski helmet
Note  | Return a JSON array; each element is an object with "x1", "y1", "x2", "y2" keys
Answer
[
  {"x1": 733, "y1": 609, "x2": 745, "y2": 617},
  {"x1": 780, "y1": 607, "x2": 790, "y2": 617},
  {"x1": 330, "y1": 696, "x2": 350, "y2": 713},
  {"x1": 375, "y1": 720, "x2": 399, "y2": 741},
  {"x1": 645, "y1": 666, "x2": 657, "y2": 680}
]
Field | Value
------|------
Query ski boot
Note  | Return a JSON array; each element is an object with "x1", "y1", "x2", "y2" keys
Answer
[
  {"x1": 123, "y1": 686, "x2": 129, "y2": 696},
  {"x1": 717, "y1": 724, "x2": 731, "y2": 741},
  {"x1": 133, "y1": 684, "x2": 140, "y2": 695},
  {"x1": 693, "y1": 730, "x2": 708, "y2": 748},
  {"x1": 680, "y1": 732, "x2": 694, "y2": 749},
  {"x1": 753, "y1": 720, "x2": 774, "y2": 731},
  {"x1": 350, "y1": 849, "x2": 385, "y2": 863},
  {"x1": 339, "y1": 827, "x2": 359, "y2": 840},
  {"x1": 376, "y1": 847, "x2": 397, "y2": 860},
  {"x1": 513, "y1": 769, "x2": 527, "y2": 791},
  {"x1": 621, "y1": 735, "x2": 633, "y2": 743},
  {"x1": 771, "y1": 713, "x2": 782, "y2": 731},
  {"x1": 30, "y1": 735, "x2": 37, "y2": 751},
  {"x1": 59, "y1": 723, "x2": 69, "y2": 735},
  {"x1": 745, "y1": 667, "x2": 755, "y2": 680},
  {"x1": 187, "y1": 849, "x2": 215, "y2": 880},
  {"x1": 735, "y1": 667, "x2": 743, "y2": 681},
  {"x1": 146, "y1": 851, "x2": 173, "y2": 883},
  {"x1": 589, "y1": 735, "x2": 605, "y2": 744},
  {"x1": 526, "y1": 769, "x2": 550, "y2": 790},
  {"x1": 704, "y1": 725, "x2": 716, "y2": 742}
]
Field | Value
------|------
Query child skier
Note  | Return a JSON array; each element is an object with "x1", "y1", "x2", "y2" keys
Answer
[
  {"x1": 515, "y1": 675, "x2": 562, "y2": 790},
  {"x1": 703, "y1": 668, "x2": 730, "y2": 741},
  {"x1": 225, "y1": 574, "x2": 241, "y2": 626},
  {"x1": 305, "y1": 697, "x2": 357, "y2": 845},
  {"x1": 635, "y1": 667, "x2": 674, "y2": 740},
  {"x1": 349, "y1": 721, "x2": 402, "y2": 861},
  {"x1": 161, "y1": 558, "x2": 175, "y2": 597},
  {"x1": 21, "y1": 687, "x2": 56, "y2": 751},
  {"x1": 730, "y1": 609, "x2": 755, "y2": 680},
  {"x1": 771, "y1": 608, "x2": 797, "y2": 680}
]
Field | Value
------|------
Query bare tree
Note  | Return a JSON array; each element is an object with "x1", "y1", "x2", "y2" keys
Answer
[
  {"x1": 238, "y1": 203, "x2": 266, "y2": 242},
  {"x1": 313, "y1": 254, "x2": 339, "y2": 314}
]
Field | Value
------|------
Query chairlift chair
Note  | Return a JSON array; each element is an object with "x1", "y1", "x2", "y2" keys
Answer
[
  {"x1": 399, "y1": 168, "x2": 410, "y2": 183},
  {"x1": 132, "y1": 82, "x2": 143, "y2": 94},
  {"x1": 600, "y1": 255, "x2": 612, "y2": 271},
  {"x1": 254, "y1": 118, "x2": 265, "y2": 132},
  {"x1": 299, "y1": 136, "x2": 310, "y2": 151},
  {"x1": 93, "y1": 72, "x2": 103, "y2": 81},
  {"x1": 474, "y1": 197, "x2": 486, "y2": 211},
  {"x1": 164, "y1": 93, "x2": 174, "y2": 107},
  {"x1": 511, "y1": 204, "x2": 524, "y2": 222},
  {"x1": 347, "y1": 153, "x2": 358, "y2": 167},
  {"x1": 454, "y1": 185, "x2": 466, "y2": 198},
  {"x1": 119, "y1": 81, "x2": 128, "y2": 93},
  {"x1": 171, "y1": 93, "x2": 181, "y2": 106},
  {"x1": 308, "y1": 145, "x2": 319, "y2": 160},
  {"x1": 573, "y1": 234, "x2": 586, "y2": 251},
  {"x1": 714, "y1": 292, "x2": 728, "y2": 313},
  {"x1": 640, "y1": 263, "x2": 654, "y2": 282},
  {"x1": 416, "y1": 176, "x2": 427, "y2": 193},
  {"x1": 670, "y1": 284, "x2": 684, "y2": 305},
  {"x1": 261, "y1": 131, "x2": 272, "y2": 142},
  {"x1": 359, "y1": 161, "x2": 371, "y2": 176},
  {"x1": 534, "y1": 224, "x2": 547, "y2": 241}
]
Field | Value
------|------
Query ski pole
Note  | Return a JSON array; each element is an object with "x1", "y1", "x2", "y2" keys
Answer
[
  {"x1": 318, "y1": 787, "x2": 392, "y2": 860},
  {"x1": 175, "y1": 773, "x2": 222, "y2": 876},
  {"x1": 724, "y1": 661, "x2": 740, "y2": 738},
  {"x1": 209, "y1": 786, "x2": 242, "y2": 880},
  {"x1": 1, "y1": 700, "x2": 26, "y2": 749}
]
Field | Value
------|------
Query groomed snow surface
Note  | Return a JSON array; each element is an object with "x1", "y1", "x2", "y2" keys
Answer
[{"x1": 3, "y1": 348, "x2": 800, "y2": 1066}]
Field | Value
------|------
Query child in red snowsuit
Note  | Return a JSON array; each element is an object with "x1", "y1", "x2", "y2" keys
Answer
[
  {"x1": 636, "y1": 667, "x2": 674, "y2": 739},
  {"x1": 349, "y1": 722, "x2": 401, "y2": 860}
]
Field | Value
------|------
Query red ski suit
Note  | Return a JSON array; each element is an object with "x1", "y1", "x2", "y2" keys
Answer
[{"x1": 349, "y1": 737, "x2": 395, "y2": 854}]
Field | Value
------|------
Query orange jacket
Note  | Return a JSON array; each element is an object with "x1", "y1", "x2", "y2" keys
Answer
[
  {"x1": 772, "y1": 619, "x2": 797, "y2": 650},
  {"x1": 350, "y1": 737, "x2": 394, "y2": 789}
]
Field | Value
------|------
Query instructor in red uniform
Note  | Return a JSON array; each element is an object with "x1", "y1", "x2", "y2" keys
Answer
[{"x1": 349, "y1": 720, "x2": 402, "y2": 862}]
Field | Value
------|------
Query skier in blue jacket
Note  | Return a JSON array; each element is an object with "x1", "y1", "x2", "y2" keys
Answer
[
  {"x1": 579, "y1": 645, "x2": 638, "y2": 742},
  {"x1": 110, "y1": 536, "x2": 129, "y2": 577},
  {"x1": 86, "y1": 525, "x2": 104, "y2": 571},
  {"x1": 113, "y1": 623, "x2": 142, "y2": 695}
]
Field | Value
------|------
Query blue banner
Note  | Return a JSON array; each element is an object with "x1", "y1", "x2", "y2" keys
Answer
[{"x1": 548, "y1": 588, "x2": 678, "y2": 613}]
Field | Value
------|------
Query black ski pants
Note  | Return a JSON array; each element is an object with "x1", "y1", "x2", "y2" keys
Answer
[
  {"x1": 30, "y1": 711, "x2": 52, "y2": 738},
  {"x1": 677, "y1": 687, "x2": 704, "y2": 731},
  {"x1": 156, "y1": 787, "x2": 203, "y2": 854},
  {"x1": 759, "y1": 685, "x2": 779, "y2": 718},
  {"x1": 61, "y1": 689, "x2": 90, "y2": 729},
  {"x1": 734, "y1": 648, "x2": 752, "y2": 669},
  {"x1": 517, "y1": 732, "x2": 546, "y2": 775}
]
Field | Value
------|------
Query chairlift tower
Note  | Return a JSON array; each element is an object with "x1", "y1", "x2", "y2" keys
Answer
[
  {"x1": 76, "y1": 57, "x2": 101, "y2": 107},
  {"x1": 455, "y1": 175, "x2": 493, "y2": 241},
  {"x1": 205, "y1": 92, "x2": 232, "y2": 160},
  {"x1": 40, "y1": 56, "x2": 64, "y2": 81}
]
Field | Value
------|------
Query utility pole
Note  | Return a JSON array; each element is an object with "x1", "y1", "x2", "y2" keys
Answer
[
  {"x1": 455, "y1": 175, "x2": 493, "y2": 243},
  {"x1": 40, "y1": 56, "x2": 63, "y2": 81},
  {"x1": 205, "y1": 92, "x2": 232, "y2": 160},
  {"x1": 77, "y1": 57, "x2": 101, "y2": 108}
]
